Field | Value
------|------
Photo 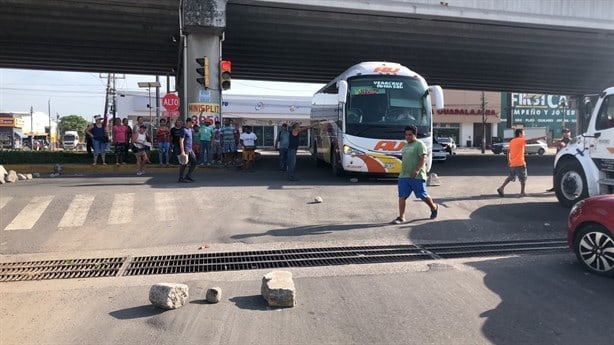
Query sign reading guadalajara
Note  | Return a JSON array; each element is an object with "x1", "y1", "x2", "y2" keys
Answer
[{"x1": 436, "y1": 108, "x2": 497, "y2": 115}]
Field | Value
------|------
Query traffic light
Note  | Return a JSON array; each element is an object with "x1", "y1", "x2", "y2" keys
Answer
[
  {"x1": 196, "y1": 57, "x2": 209, "y2": 88},
  {"x1": 220, "y1": 60, "x2": 231, "y2": 90}
]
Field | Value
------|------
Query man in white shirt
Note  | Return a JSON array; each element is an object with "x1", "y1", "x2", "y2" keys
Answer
[{"x1": 239, "y1": 126, "x2": 258, "y2": 171}]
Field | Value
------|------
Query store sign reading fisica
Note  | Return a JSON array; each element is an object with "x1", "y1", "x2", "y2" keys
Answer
[{"x1": 510, "y1": 93, "x2": 576, "y2": 125}]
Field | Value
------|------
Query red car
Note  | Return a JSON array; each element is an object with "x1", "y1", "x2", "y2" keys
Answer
[{"x1": 567, "y1": 195, "x2": 614, "y2": 276}]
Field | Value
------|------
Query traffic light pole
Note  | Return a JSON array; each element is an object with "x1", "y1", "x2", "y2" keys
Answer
[
  {"x1": 184, "y1": 34, "x2": 223, "y2": 122},
  {"x1": 181, "y1": 0, "x2": 226, "y2": 124}
]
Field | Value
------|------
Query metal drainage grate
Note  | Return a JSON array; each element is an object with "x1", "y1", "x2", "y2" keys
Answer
[
  {"x1": 422, "y1": 239, "x2": 569, "y2": 259},
  {"x1": 0, "y1": 257, "x2": 125, "y2": 282},
  {"x1": 0, "y1": 239, "x2": 569, "y2": 282},
  {"x1": 123, "y1": 245, "x2": 431, "y2": 276}
]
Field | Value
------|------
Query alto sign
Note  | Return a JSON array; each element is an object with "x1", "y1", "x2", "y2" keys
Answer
[{"x1": 162, "y1": 93, "x2": 180, "y2": 112}]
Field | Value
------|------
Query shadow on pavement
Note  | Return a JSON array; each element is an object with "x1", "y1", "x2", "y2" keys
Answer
[
  {"x1": 109, "y1": 304, "x2": 167, "y2": 320},
  {"x1": 467, "y1": 256, "x2": 614, "y2": 345},
  {"x1": 43, "y1": 152, "x2": 557, "y2": 189},
  {"x1": 231, "y1": 222, "x2": 390, "y2": 240},
  {"x1": 229, "y1": 295, "x2": 269, "y2": 311},
  {"x1": 405, "y1": 202, "x2": 568, "y2": 243}
]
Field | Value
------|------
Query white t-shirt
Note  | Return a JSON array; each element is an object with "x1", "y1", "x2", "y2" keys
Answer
[{"x1": 240, "y1": 132, "x2": 257, "y2": 147}]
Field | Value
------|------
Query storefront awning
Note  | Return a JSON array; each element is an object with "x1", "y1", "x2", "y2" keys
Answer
[{"x1": 14, "y1": 131, "x2": 27, "y2": 138}]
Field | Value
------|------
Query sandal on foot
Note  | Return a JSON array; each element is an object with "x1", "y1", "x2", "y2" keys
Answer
[
  {"x1": 391, "y1": 217, "x2": 406, "y2": 224},
  {"x1": 497, "y1": 188, "x2": 504, "y2": 197}
]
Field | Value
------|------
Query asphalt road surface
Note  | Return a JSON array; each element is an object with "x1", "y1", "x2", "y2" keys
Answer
[
  {"x1": 1, "y1": 151, "x2": 567, "y2": 255},
  {"x1": 1, "y1": 151, "x2": 612, "y2": 345}
]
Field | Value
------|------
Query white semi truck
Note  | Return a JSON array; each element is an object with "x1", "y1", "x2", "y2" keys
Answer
[
  {"x1": 553, "y1": 87, "x2": 614, "y2": 207},
  {"x1": 62, "y1": 131, "x2": 81, "y2": 150}
]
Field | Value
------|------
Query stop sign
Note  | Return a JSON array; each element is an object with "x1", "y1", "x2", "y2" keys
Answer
[{"x1": 162, "y1": 93, "x2": 180, "y2": 111}]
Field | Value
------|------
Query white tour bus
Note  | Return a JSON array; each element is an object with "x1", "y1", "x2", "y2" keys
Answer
[{"x1": 310, "y1": 61, "x2": 444, "y2": 176}]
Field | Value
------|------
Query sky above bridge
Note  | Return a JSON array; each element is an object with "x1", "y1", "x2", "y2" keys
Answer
[{"x1": 0, "y1": 68, "x2": 323, "y2": 118}]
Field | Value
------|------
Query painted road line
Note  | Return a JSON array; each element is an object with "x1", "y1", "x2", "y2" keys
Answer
[
  {"x1": 155, "y1": 192, "x2": 178, "y2": 221},
  {"x1": 4, "y1": 195, "x2": 54, "y2": 231},
  {"x1": 58, "y1": 194, "x2": 95, "y2": 228},
  {"x1": 108, "y1": 193, "x2": 135, "y2": 225},
  {"x1": 190, "y1": 191, "x2": 215, "y2": 210},
  {"x1": 0, "y1": 196, "x2": 13, "y2": 210}
]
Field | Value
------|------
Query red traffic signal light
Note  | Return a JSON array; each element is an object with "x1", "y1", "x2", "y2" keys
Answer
[{"x1": 220, "y1": 60, "x2": 231, "y2": 90}]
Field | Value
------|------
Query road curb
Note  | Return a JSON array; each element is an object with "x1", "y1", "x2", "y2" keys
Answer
[{"x1": 0, "y1": 164, "x2": 237, "y2": 175}]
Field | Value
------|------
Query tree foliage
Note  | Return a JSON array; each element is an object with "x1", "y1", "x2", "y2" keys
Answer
[{"x1": 58, "y1": 115, "x2": 89, "y2": 137}]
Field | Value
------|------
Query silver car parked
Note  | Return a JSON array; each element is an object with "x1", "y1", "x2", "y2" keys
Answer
[{"x1": 502, "y1": 139, "x2": 548, "y2": 155}]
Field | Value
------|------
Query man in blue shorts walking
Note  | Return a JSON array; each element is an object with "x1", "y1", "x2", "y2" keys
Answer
[{"x1": 392, "y1": 125, "x2": 438, "y2": 224}]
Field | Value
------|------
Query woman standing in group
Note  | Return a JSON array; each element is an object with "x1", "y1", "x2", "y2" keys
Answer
[
  {"x1": 112, "y1": 118, "x2": 127, "y2": 165},
  {"x1": 157, "y1": 118, "x2": 171, "y2": 167},
  {"x1": 132, "y1": 125, "x2": 151, "y2": 175},
  {"x1": 86, "y1": 115, "x2": 108, "y2": 166},
  {"x1": 123, "y1": 118, "x2": 132, "y2": 161}
]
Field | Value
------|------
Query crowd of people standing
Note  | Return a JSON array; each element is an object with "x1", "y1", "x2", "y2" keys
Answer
[{"x1": 85, "y1": 115, "x2": 254, "y2": 178}]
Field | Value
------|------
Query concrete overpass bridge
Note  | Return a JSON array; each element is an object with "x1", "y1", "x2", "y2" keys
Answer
[{"x1": 1, "y1": 0, "x2": 613, "y2": 95}]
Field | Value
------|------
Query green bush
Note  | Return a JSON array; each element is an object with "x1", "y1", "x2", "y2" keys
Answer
[{"x1": 0, "y1": 149, "x2": 166, "y2": 165}]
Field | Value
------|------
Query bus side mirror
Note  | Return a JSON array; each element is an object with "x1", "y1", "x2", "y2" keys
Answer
[
  {"x1": 429, "y1": 85, "x2": 444, "y2": 110},
  {"x1": 337, "y1": 81, "x2": 348, "y2": 104}
]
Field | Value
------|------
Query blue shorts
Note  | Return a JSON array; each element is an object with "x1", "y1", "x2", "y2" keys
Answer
[
  {"x1": 398, "y1": 177, "x2": 428, "y2": 199},
  {"x1": 223, "y1": 142, "x2": 236, "y2": 153}
]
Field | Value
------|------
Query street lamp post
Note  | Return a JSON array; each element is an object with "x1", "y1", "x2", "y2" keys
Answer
[{"x1": 138, "y1": 81, "x2": 162, "y2": 139}]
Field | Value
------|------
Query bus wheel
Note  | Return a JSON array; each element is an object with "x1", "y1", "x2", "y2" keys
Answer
[
  {"x1": 331, "y1": 151, "x2": 344, "y2": 177},
  {"x1": 555, "y1": 159, "x2": 589, "y2": 207}
]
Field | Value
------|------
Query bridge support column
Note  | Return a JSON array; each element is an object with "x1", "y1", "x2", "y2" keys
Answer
[{"x1": 181, "y1": 0, "x2": 227, "y2": 123}]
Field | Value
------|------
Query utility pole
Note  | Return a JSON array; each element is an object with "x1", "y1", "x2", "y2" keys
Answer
[
  {"x1": 30, "y1": 106, "x2": 34, "y2": 149},
  {"x1": 56, "y1": 113, "x2": 60, "y2": 150},
  {"x1": 481, "y1": 91, "x2": 487, "y2": 154},
  {"x1": 100, "y1": 73, "x2": 125, "y2": 130},
  {"x1": 48, "y1": 99, "x2": 52, "y2": 149},
  {"x1": 155, "y1": 75, "x2": 161, "y2": 129}
]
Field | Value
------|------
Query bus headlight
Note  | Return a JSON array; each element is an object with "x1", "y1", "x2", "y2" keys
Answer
[{"x1": 343, "y1": 145, "x2": 365, "y2": 156}]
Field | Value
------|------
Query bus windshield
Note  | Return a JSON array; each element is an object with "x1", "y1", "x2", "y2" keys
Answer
[{"x1": 345, "y1": 75, "x2": 431, "y2": 139}]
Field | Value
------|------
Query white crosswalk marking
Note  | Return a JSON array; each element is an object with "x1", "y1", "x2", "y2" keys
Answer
[
  {"x1": 58, "y1": 194, "x2": 95, "y2": 228},
  {"x1": 0, "y1": 196, "x2": 13, "y2": 210},
  {"x1": 108, "y1": 193, "x2": 135, "y2": 225},
  {"x1": 5, "y1": 195, "x2": 54, "y2": 231},
  {"x1": 155, "y1": 192, "x2": 178, "y2": 221},
  {"x1": 190, "y1": 191, "x2": 214, "y2": 210}
]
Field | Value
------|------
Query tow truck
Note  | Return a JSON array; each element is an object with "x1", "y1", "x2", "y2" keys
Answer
[{"x1": 553, "y1": 87, "x2": 614, "y2": 207}]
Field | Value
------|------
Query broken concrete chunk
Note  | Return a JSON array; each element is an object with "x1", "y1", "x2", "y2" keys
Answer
[
  {"x1": 5, "y1": 170, "x2": 17, "y2": 183},
  {"x1": 149, "y1": 283, "x2": 189, "y2": 310},
  {"x1": 261, "y1": 271, "x2": 296, "y2": 307},
  {"x1": 206, "y1": 287, "x2": 222, "y2": 303}
]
